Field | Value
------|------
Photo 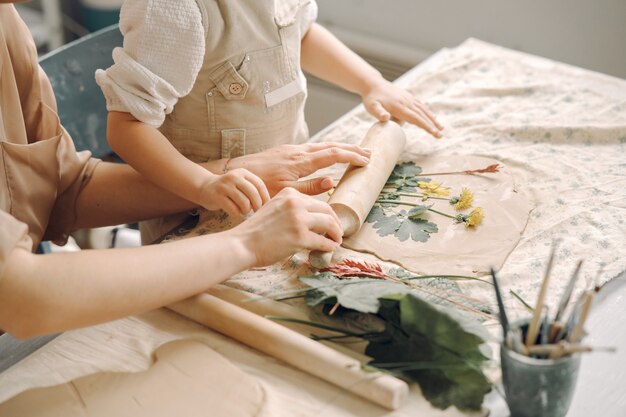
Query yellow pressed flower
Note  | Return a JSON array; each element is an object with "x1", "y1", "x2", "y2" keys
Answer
[
  {"x1": 418, "y1": 181, "x2": 451, "y2": 197},
  {"x1": 454, "y1": 188, "x2": 474, "y2": 211},
  {"x1": 466, "y1": 207, "x2": 484, "y2": 228}
]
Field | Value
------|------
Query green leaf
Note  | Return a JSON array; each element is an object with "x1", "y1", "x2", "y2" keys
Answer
[
  {"x1": 396, "y1": 212, "x2": 439, "y2": 242},
  {"x1": 366, "y1": 294, "x2": 492, "y2": 411},
  {"x1": 379, "y1": 193, "x2": 400, "y2": 207},
  {"x1": 407, "y1": 205, "x2": 431, "y2": 218},
  {"x1": 299, "y1": 274, "x2": 410, "y2": 314},
  {"x1": 390, "y1": 162, "x2": 422, "y2": 179},
  {"x1": 365, "y1": 207, "x2": 438, "y2": 243}
]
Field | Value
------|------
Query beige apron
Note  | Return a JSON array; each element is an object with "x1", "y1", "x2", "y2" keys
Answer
[
  {"x1": 0, "y1": 4, "x2": 98, "y2": 253},
  {"x1": 142, "y1": 0, "x2": 311, "y2": 244}
]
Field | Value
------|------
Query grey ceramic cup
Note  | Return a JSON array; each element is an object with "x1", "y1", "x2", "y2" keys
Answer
[{"x1": 501, "y1": 342, "x2": 581, "y2": 417}]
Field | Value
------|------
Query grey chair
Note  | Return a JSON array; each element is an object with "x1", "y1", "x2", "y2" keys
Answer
[{"x1": 38, "y1": 24, "x2": 122, "y2": 159}]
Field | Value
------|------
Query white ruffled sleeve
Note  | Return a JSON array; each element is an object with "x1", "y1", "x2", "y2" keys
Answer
[
  {"x1": 300, "y1": 1, "x2": 318, "y2": 37},
  {"x1": 95, "y1": 0, "x2": 205, "y2": 128}
]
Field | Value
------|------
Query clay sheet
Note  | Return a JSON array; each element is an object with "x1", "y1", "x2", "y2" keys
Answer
[
  {"x1": 0, "y1": 340, "x2": 267, "y2": 417},
  {"x1": 343, "y1": 155, "x2": 531, "y2": 275}
]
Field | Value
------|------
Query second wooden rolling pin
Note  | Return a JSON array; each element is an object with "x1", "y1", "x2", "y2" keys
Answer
[
  {"x1": 169, "y1": 293, "x2": 409, "y2": 410},
  {"x1": 310, "y1": 121, "x2": 407, "y2": 268}
]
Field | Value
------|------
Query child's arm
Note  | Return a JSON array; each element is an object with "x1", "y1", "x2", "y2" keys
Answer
[
  {"x1": 301, "y1": 23, "x2": 443, "y2": 138},
  {"x1": 107, "y1": 111, "x2": 269, "y2": 217}
]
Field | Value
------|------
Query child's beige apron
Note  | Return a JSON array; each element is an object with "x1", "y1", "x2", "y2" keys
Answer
[{"x1": 142, "y1": 0, "x2": 312, "y2": 244}]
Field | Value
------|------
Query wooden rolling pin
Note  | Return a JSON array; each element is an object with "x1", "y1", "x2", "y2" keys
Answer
[
  {"x1": 310, "y1": 121, "x2": 407, "y2": 268},
  {"x1": 169, "y1": 293, "x2": 409, "y2": 410}
]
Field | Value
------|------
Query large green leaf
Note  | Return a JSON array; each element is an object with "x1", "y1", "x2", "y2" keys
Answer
[
  {"x1": 300, "y1": 273, "x2": 410, "y2": 314},
  {"x1": 366, "y1": 294, "x2": 491, "y2": 411}
]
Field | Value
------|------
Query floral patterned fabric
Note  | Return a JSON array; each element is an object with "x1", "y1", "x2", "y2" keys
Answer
[{"x1": 311, "y1": 38, "x2": 626, "y2": 319}]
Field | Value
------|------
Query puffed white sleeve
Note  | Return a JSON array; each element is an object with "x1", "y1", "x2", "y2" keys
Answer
[
  {"x1": 300, "y1": 0, "x2": 318, "y2": 37},
  {"x1": 95, "y1": 0, "x2": 206, "y2": 128}
]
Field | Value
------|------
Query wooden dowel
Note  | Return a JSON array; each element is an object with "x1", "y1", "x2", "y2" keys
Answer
[
  {"x1": 568, "y1": 290, "x2": 594, "y2": 343},
  {"x1": 309, "y1": 121, "x2": 406, "y2": 268},
  {"x1": 169, "y1": 293, "x2": 409, "y2": 410},
  {"x1": 554, "y1": 260, "x2": 583, "y2": 322}
]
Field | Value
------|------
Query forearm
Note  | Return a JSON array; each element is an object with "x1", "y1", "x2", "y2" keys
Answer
[
  {"x1": 107, "y1": 112, "x2": 215, "y2": 207},
  {"x1": 0, "y1": 233, "x2": 254, "y2": 338},
  {"x1": 301, "y1": 23, "x2": 384, "y2": 97},
  {"x1": 74, "y1": 162, "x2": 198, "y2": 229}
]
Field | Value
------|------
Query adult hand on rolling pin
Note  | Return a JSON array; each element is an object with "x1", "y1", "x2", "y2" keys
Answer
[
  {"x1": 228, "y1": 143, "x2": 371, "y2": 196},
  {"x1": 229, "y1": 188, "x2": 343, "y2": 267},
  {"x1": 361, "y1": 78, "x2": 444, "y2": 138}
]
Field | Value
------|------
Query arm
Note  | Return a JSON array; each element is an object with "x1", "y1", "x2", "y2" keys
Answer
[
  {"x1": 300, "y1": 23, "x2": 443, "y2": 138},
  {"x1": 0, "y1": 189, "x2": 342, "y2": 338},
  {"x1": 107, "y1": 111, "x2": 269, "y2": 217}
]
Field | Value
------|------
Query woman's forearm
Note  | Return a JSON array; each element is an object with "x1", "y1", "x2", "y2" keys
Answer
[
  {"x1": 0, "y1": 232, "x2": 254, "y2": 338},
  {"x1": 74, "y1": 162, "x2": 198, "y2": 229}
]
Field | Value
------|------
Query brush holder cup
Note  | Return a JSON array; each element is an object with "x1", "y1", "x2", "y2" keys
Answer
[{"x1": 501, "y1": 342, "x2": 581, "y2": 417}]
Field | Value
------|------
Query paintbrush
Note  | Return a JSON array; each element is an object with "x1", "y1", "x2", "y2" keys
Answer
[
  {"x1": 528, "y1": 343, "x2": 616, "y2": 358},
  {"x1": 491, "y1": 267, "x2": 510, "y2": 340},
  {"x1": 568, "y1": 289, "x2": 595, "y2": 343},
  {"x1": 554, "y1": 260, "x2": 583, "y2": 323},
  {"x1": 540, "y1": 306, "x2": 550, "y2": 345},
  {"x1": 525, "y1": 244, "x2": 557, "y2": 346}
]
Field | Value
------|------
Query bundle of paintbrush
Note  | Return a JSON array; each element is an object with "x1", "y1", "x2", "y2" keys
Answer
[{"x1": 491, "y1": 247, "x2": 615, "y2": 360}]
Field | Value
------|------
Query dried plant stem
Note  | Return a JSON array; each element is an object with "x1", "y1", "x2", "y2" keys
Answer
[
  {"x1": 380, "y1": 189, "x2": 451, "y2": 201},
  {"x1": 419, "y1": 164, "x2": 501, "y2": 176},
  {"x1": 376, "y1": 199, "x2": 456, "y2": 220}
]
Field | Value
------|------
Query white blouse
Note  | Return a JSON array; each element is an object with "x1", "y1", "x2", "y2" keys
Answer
[{"x1": 95, "y1": 0, "x2": 317, "y2": 128}]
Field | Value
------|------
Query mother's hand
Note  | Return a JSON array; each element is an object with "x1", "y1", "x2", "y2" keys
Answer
[{"x1": 228, "y1": 142, "x2": 371, "y2": 196}]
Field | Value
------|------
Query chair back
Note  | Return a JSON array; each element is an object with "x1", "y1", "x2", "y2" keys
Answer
[{"x1": 39, "y1": 25, "x2": 122, "y2": 159}]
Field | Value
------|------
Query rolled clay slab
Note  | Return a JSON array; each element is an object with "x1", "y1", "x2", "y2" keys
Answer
[
  {"x1": 310, "y1": 121, "x2": 406, "y2": 268},
  {"x1": 0, "y1": 339, "x2": 266, "y2": 417}
]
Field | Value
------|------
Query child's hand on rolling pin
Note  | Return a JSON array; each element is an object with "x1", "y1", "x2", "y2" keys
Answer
[
  {"x1": 360, "y1": 78, "x2": 443, "y2": 138},
  {"x1": 197, "y1": 169, "x2": 270, "y2": 217}
]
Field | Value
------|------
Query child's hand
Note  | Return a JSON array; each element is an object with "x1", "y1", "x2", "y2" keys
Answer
[
  {"x1": 198, "y1": 169, "x2": 270, "y2": 217},
  {"x1": 361, "y1": 79, "x2": 444, "y2": 138}
]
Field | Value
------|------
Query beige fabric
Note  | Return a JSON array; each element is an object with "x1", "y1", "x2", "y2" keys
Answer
[
  {"x1": 95, "y1": 0, "x2": 317, "y2": 128},
  {"x1": 141, "y1": 0, "x2": 314, "y2": 243},
  {"x1": 0, "y1": 5, "x2": 98, "y2": 265}
]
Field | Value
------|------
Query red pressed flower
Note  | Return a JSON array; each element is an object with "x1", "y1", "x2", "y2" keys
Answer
[
  {"x1": 420, "y1": 164, "x2": 502, "y2": 176},
  {"x1": 464, "y1": 164, "x2": 501, "y2": 175},
  {"x1": 321, "y1": 259, "x2": 390, "y2": 279}
]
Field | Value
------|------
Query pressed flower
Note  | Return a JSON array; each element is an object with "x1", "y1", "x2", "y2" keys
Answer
[
  {"x1": 418, "y1": 181, "x2": 451, "y2": 197},
  {"x1": 453, "y1": 207, "x2": 484, "y2": 228},
  {"x1": 449, "y1": 188, "x2": 474, "y2": 211},
  {"x1": 466, "y1": 207, "x2": 484, "y2": 227}
]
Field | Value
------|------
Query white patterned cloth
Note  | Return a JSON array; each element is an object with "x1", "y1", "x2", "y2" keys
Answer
[
  {"x1": 95, "y1": 0, "x2": 317, "y2": 127},
  {"x1": 312, "y1": 38, "x2": 626, "y2": 319}
]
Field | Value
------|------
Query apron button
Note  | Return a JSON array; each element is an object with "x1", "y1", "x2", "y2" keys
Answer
[{"x1": 229, "y1": 83, "x2": 243, "y2": 95}]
